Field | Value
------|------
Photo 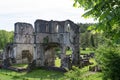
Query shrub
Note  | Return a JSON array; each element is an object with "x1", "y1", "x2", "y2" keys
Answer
[
  {"x1": 65, "y1": 66, "x2": 82, "y2": 80},
  {"x1": 95, "y1": 44, "x2": 120, "y2": 80}
]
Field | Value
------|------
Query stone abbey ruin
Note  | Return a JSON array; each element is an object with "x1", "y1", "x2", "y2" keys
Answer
[{"x1": 2, "y1": 19, "x2": 80, "y2": 71}]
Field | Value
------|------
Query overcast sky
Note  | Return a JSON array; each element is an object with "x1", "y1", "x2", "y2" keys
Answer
[{"x1": 0, "y1": 0, "x2": 95, "y2": 31}]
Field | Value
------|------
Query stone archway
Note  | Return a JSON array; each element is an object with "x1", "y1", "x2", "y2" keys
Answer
[{"x1": 44, "y1": 43, "x2": 62, "y2": 67}]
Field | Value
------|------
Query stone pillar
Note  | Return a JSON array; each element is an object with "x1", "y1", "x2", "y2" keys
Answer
[
  {"x1": 72, "y1": 33, "x2": 80, "y2": 66},
  {"x1": 60, "y1": 46, "x2": 72, "y2": 70},
  {"x1": 60, "y1": 46, "x2": 66, "y2": 68},
  {"x1": 36, "y1": 44, "x2": 45, "y2": 67},
  {"x1": 72, "y1": 45, "x2": 80, "y2": 66}
]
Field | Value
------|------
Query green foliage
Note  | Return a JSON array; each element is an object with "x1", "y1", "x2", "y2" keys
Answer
[
  {"x1": 77, "y1": 23, "x2": 93, "y2": 33},
  {"x1": 65, "y1": 66, "x2": 82, "y2": 80},
  {"x1": 74, "y1": 0, "x2": 120, "y2": 42},
  {"x1": 0, "y1": 30, "x2": 13, "y2": 49},
  {"x1": 82, "y1": 72, "x2": 102, "y2": 80},
  {"x1": 78, "y1": 23, "x2": 99, "y2": 48},
  {"x1": 65, "y1": 62, "x2": 102, "y2": 80},
  {"x1": 74, "y1": 1, "x2": 120, "y2": 79},
  {"x1": 55, "y1": 57, "x2": 61, "y2": 67},
  {"x1": 96, "y1": 44, "x2": 120, "y2": 80}
]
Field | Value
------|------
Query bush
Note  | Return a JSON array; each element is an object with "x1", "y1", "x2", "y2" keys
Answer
[
  {"x1": 95, "y1": 44, "x2": 120, "y2": 80},
  {"x1": 65, "y1": 66, "x2": 82, "y2": 80}
]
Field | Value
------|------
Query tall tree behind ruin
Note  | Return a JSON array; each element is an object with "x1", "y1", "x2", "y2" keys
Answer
[{"x1": 0, "y1": 30, "x2": 13, "y2": 50}]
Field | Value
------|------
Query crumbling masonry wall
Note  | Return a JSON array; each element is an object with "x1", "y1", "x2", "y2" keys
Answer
[
  {"x1": 34, "y1": 20, "x2": 80, "y2": 69},
  {"x1": 2, "y1": 19, "x2": 80, "y2": 70},
  {"x1": 14, "y1": 23, "x2": 34, "y2": 63}
]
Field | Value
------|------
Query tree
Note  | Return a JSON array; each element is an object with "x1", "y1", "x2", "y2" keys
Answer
[
  {"x1": 96, "y1": 44, "x2": 120, "y2": 80},
  {"x1": 0, "y1": 30, "x2": 13, "y2": 50},
  {"x1": 74, "y1": 0, "x2": 120, "y2": 42},
  {"x1": 78, "y1": 23, "x2": 100, "y2": 49},
  {"x1": 73, "y1": 1, "x2": 120, "y2": 80}
]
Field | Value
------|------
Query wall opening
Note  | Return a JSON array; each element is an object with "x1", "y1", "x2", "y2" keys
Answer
[
  {"x1": 44, "y1": 45, "x2": 62, "y2": 68},
  {"x1": 65, "y1": 46, "x2": 72, "y2": 56},
  {"x1": 66, "y1": 24, "x2": 70, "y2": 32},
  {"x1": 22, "y1": 50, "x2": 33, "y2": 64},
  {"x1": 54, "y1": 47, "x2": 61, "y2": 67},
  {"x1": 54, "y1": 24, "x2": 59, "y2": 33}
]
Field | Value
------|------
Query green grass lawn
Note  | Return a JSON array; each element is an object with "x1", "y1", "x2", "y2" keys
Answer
[
  {"x1": 0, "y1": 68, "x2": 64, "y2": 80},
  {"x1": 0, "y1": 49, "x2": 102, "y2": 80},
  {"x1": 55, "y1": 57, "x2": 61, "y2": 67},
  {"x1": 0, "y1": 68, "x2": 102, "y2": 80},
  {"x1": 0, "y1": 58, "x2": 102, "y2": 80},
  {"x1": 12, "y1": 64, "x2": 28, "y2": 68},
  {"x1": 81, "y1": 48, "x2": 95, "y2": 54}
]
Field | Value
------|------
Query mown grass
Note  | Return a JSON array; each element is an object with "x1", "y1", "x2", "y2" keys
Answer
[
  {"x1": 55, "y1": 57, "x2": 61, "y2": 67},
  {"x1": 0, "y1": 58, "x2": 102, "y2": 80},
  {"x1": 0, "y1": 49, "x2": 102, "y2": 80},
  {"x1": 81, "y1": 48, "x2": 95, "y2": 54},
  {"x1": 0, "y1": 68, "x2": 102, "y2": 80},
  {"x1": 0, "y1": 68, "x2": 64, "y2": 80},
  {"x1": 12, "y1": 64, "x2": 28, "y2": 68}
]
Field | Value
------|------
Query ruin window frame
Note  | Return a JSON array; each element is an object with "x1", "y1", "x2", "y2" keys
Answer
[
  {"x1": 54, "y1": 24, "x2": 59, "y2": 33},
  {"x1": 65, "y1": 23, "x2": 71, "y2": 32},
  {"x1": 67, "y1": 24, "x2": 70, "y2": 32}
]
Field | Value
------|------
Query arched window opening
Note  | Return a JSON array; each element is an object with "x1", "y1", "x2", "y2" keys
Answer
[
  {"x1": 55, "y1": 24, "x2": 59, "y2": 33},
  {"x1": 66, "y1": 23, "x2": 70, "y2": 32}
]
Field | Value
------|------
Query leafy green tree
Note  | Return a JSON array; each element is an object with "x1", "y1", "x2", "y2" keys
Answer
[
  {"x1": 74, "y1": 0, "x2": 120, "y2": 42},
  {"x1": 78, "y1": 23, "x2": 92, "y2": 33},
  {"x1": 78, "y1": 23, "x2": 99, "y2": 49},
  {"x1": 90, "y1": 34, "x2": 95, "y2": 47},
  {"x1": 0, "y1": 30, "x2": 13, "y2": 50},
  {"x1": 74, "y1": 1, "x2": 120, "y2": 80},
  {"x1": 96, "y1": 44, "x2": 120, "y2": 80}
]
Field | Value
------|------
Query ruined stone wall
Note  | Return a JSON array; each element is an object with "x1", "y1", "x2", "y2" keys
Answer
[
  {"x1": 35, "y1": 20, "x2": 72, "y2": 44},
  {"x1": 2, "y1": 19, "x2": 80, "y2": 70},
  {"x1": 14, "y1": 23, "x2": 34, "y2": 63},
  {"x1": 34, "y1": 19, "x2": 80, "y2": 69}
]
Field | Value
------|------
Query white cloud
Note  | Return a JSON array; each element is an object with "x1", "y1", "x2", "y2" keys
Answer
[
  {"x1": 0, "y1": 0, "x2": 75, "y2": 14},
  {"x1": 0, "y1": 0, "x2": 96, "y2": 31}
]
